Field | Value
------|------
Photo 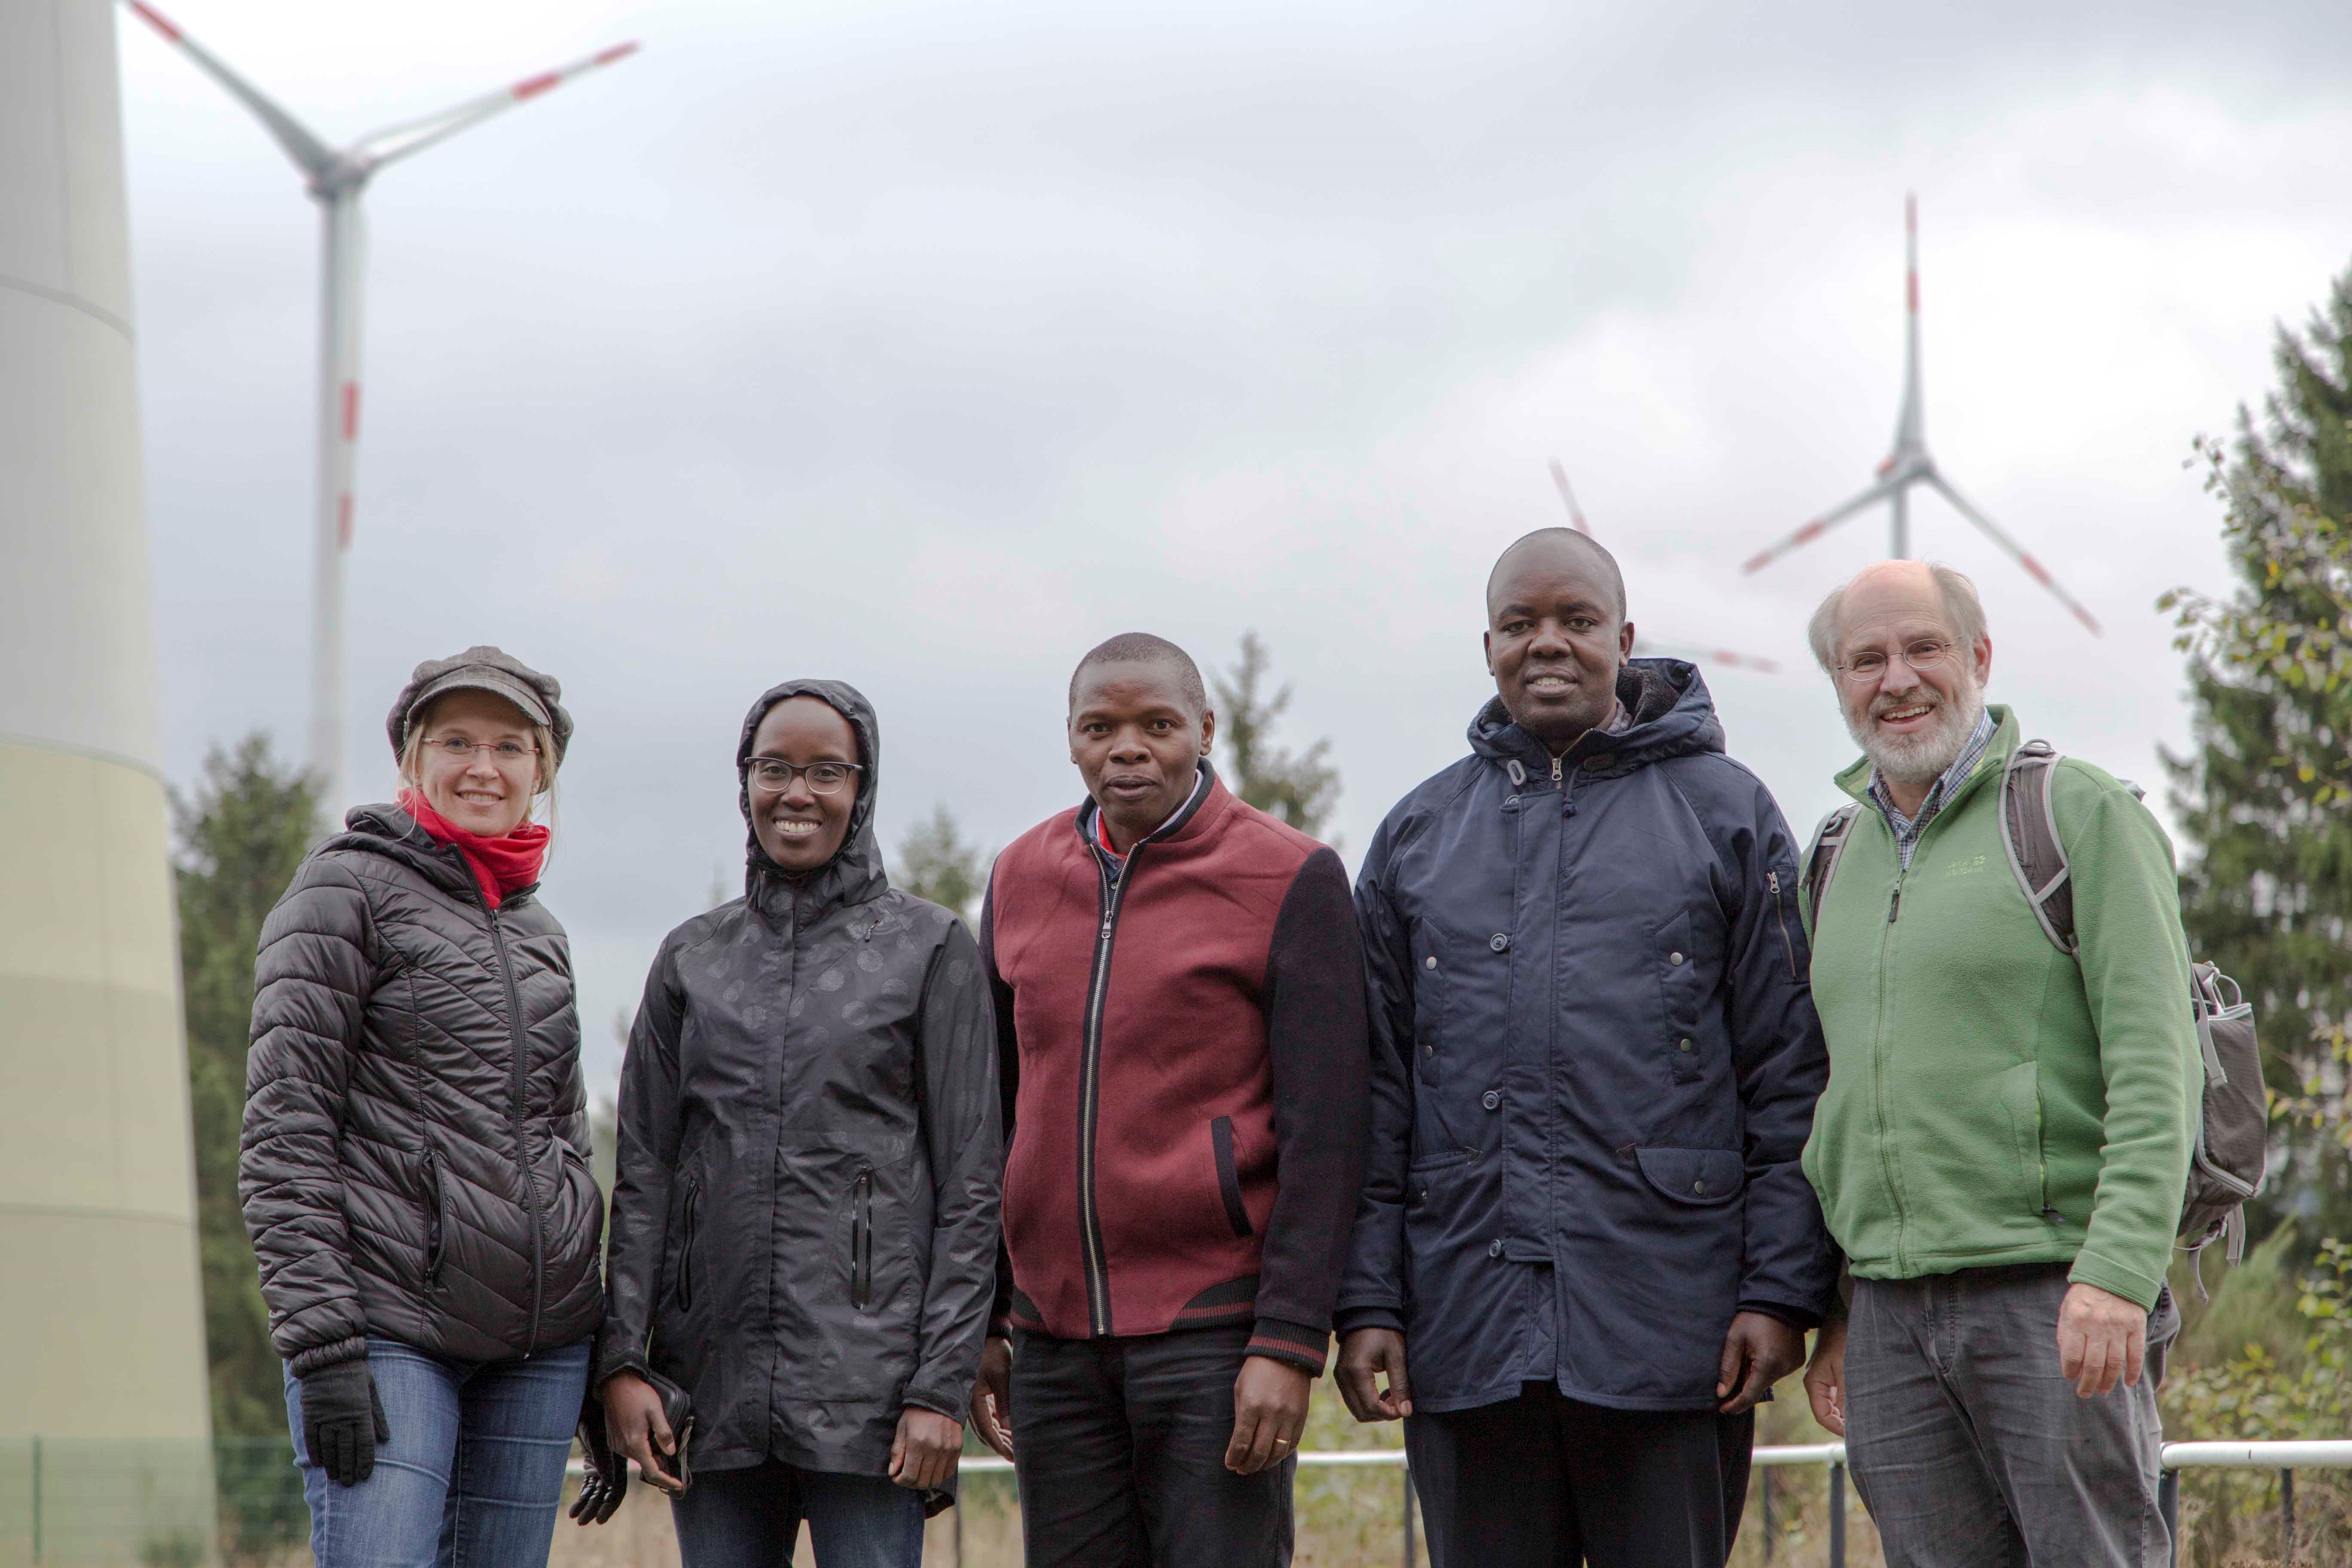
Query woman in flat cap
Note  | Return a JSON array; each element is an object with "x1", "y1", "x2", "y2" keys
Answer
[{"x1": 241, "y1": 646, "x2": 621, "y2": 1567}]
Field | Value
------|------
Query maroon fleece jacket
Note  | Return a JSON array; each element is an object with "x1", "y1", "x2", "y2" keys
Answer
[{"x1": 979, "y1": 766, "x2": 1371, "y2": 1375}]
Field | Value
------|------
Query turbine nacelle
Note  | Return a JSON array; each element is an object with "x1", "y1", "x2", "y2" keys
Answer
[{"x1": 1740, "y1": 197, "x2": 2101, "y2": 638}]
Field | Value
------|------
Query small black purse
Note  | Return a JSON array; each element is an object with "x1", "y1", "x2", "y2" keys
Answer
[{"x1": 636, "y1": 1366, "x2": 698, "y2": 1494}]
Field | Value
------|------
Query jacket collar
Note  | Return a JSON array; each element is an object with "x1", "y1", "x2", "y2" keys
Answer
[
  {"x1": 334, "y1": 802, "x2": 539, "y2": 911},
  {"x1": 1073, "y1": 760, "x2": 1224, "y2": 860},
  {"x1": 1467, "y1": 658, "x2": 1724, "y2": 781}
]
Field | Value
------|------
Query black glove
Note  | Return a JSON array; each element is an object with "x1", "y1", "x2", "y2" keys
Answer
[
  {"x1": 300, "y1": 1359, "x2": 390, "y2": 1487},
  {"x1": 569, "y1": 1387, "x2": 628, "y2": 1525}
]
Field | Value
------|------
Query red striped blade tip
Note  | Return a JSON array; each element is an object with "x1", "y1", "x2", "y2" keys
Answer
[
  {"x1": 126, "y1": 1, "x2": 183, "y2": 40},
  {"x1": 593, "y1": 42, "x2": 640, "y2": 65},
  {"x1": 512, "y1": 70, "x2": 563, "y2": 100}
]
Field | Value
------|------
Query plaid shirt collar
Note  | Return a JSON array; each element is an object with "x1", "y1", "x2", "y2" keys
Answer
[{"x1": 1869, "y1": 707, "x2": 1995, "y2": 866}]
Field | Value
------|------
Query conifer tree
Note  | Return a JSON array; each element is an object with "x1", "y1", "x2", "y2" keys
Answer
[
  {"x1": 1213, "y1": 631, "x2": 1341, "y2": 839},
  {"x1": 2164, "y1": 263, "x2": 2352, "y2": 1245},
  {"x1": 894, "y1": 803, "x2": 989, "y2": 922},
  {"x1": 173, "y1": 736, "x2": 321, "y2": 1442}
]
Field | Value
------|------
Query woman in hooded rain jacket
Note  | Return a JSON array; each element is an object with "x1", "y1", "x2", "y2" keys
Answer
[{"x1": 599, "y1": 680, "x2": 1001, "y2": 1568}]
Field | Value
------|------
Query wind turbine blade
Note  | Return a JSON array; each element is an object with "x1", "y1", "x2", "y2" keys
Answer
[
  {"x1": 1922, "y1": 473, "x2": 2102, "y2": 636},
  {"x1": 356, "y1": 42, "x2": 639, "y2": 169},
  {"x1": 1740, "y1": 476, "x2": 1901, "y2": 575},
  {"x1": 120, "y1": 1, "x2": 336, "y2": 178},
  {"x1": 1548, "y1": 459, "x2": 1592, "y2": 535}
]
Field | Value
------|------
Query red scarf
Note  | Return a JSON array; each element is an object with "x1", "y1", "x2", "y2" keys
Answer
[{"x1": 398, "y1": 788, "x2": 549, "y2": 910}]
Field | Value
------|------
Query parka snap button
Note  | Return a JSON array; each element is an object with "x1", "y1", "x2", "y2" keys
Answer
[
  {"x1": 1693, "y1": 1180, "x2": 1708, "y2": 1195},
  {"x1": 1678, "y1": 1038, "x2": 1693, "y2": 1053},
  {"x1": 1489, "y1": 934, "x2": 1510, "y2": 952},
  {"x1": 1669, "y1": 951, "x2": 1685, "y2": 966},
  {"x1": 1488, "y1": 1240, "x2": 1503, "y2": 1259},
  {"x1": 1481, "y1": 1090, "x2": 1501, "y2": 1111},
  {"x1": 1425, "y1": 956, "x2": 1439, "y2": 971}
]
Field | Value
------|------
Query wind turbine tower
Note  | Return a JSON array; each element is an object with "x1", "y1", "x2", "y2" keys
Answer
[
  {"x1": 4, "y1": 0, "x2": 214, "y2": 1556},
  {"x1": 122, "y1": 3, "x2": 637, "y2": 811},
  {"x1": 1740, "y1": 196, "x2": 2101, "y2": 636}
]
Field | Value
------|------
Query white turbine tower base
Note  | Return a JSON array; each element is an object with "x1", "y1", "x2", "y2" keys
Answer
[
  {"x1": 1740, "y1": 196, "x2": 2101, "y2": 637},
  {"x1": 122, "y1": 3, "x2": 637, "y2": 811}
]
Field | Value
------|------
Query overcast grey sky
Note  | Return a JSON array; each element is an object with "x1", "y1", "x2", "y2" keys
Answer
[{"x1": 119, "y1": 0, "x2": 2352, "y2": 1086}]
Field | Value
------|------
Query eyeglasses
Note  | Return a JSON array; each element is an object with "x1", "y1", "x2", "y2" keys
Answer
[
  {"x1": 746, "y1": 759, "x2": 864, "y2": 795},
  {"x1": 1837, "y1": 638, "x2": 1958, "y2": 686},
  {"x1": 419, "y1": 737, "x2": 540, "y2": 765}
]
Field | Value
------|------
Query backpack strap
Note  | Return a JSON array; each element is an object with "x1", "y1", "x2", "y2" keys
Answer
[
  {"x1": 1801, "y1": 803, "x2": 1864, "y2": 927},
  {"x1": 1999, "y1": 740, "x2": 2077, "y2": 955}
]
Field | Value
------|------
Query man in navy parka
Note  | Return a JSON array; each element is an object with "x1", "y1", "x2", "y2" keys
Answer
[{"x1": 1334, "y1": 529, "x2": 1836, "y2": 1568}]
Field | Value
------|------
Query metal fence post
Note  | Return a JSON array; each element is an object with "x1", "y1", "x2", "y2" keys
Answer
[
  {"x1": 2281, "y1": 1468, "x2": 2295, "y2": 1565},
  {"x1": 1760, "y1": 1467, "x2": 1774, "y2": 1564},
  {"x1": 1828, "y1": 1461, "x2": 1845, "y2": 1568},
  {"x1": 1403, "y1": 1453, "x2": 1418, "y2": 1568},
  {"x1": 30, "y1": 1435, "x2": 40, "y2": 1566},
  {"x1": 2159, "y1": 1470, "x2": 2179, "y2": 1568}
]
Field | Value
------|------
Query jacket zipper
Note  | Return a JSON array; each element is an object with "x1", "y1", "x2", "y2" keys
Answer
[
  {"x1": 1766, "y1": 870, "x2": 1798, "y2": 979},
  {"x1": 423, "y1": 1150, "x2": 447, "y2": 1285},
  {"x1": 677, "y1": 1179, "x2": 701, "y2": 1311},
  {"x1": 1873, "y1": 858, "x2": 1909, "y2": 1274},
  {"x1": 1076, "y1": 847, "x2": 1131, "y2": 1335},
  {"x1": 851, "y1": 1167, "x2": 874, "y2": 1310},
  {"x1": 484, "y1": 902, "x2": 548, "y2": 1355}
]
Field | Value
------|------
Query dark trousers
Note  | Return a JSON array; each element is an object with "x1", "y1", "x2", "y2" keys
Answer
[
  {"x1": 1011, "y1": 1322, "x2": 1293, "y2": 1568},
  {"x1": 1405, "y1": 1382, "x2": 1752, "y2": 1568},
  {"x1": 1845, "y1": 1265, "x2": 2177, "y2": 1568},
  {"x1": 670, "y1": 1461, "x2": 926, "y2": 1568}
]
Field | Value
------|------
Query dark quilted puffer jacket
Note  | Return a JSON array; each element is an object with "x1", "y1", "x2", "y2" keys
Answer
[{"x1": 241, "y1": 805, "x2": 603, "y2": 1373}]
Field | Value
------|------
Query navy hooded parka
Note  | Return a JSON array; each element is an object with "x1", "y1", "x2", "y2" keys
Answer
[{"x1": 1335, "y1": 660, "x2": 1835, "y2": 1413}]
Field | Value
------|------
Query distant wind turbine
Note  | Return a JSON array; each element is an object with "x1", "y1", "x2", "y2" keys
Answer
[
  {"x1": 1739, "y1": 196, "x2": 2101, "y2": 637},
  {"x1": 1544, "y1": 462, "x2": 1781, "y2": 676},
  {"x1": 122, "y1": 2, "x2": 637, "y2": 810}
]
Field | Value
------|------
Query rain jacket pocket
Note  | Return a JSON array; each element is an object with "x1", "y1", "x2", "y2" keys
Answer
[
  {"x1": 423, "y1": 1150, "x2": 448, "y2": 1285},
  {"x1": 850, "y1": 1167, "x2": 875, "y2": 1312},
  {"x1": 675, "y1": 1179, "x2": 703, "y2": 1313},
  {"x1": 1634, "y1": 1146, "x2": 1744, "y2": 1206},
  {"x1": 1210, "y1": 1117, "x2": 1254, "y2": 1239}
]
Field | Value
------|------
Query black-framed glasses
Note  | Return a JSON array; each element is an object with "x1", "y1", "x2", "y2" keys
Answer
[
  {"x1": 746, "y1": 759, "x2": 864, "y2": 795},
  {"x1": 1837, "y1": 637, "x2": 1958, "y2": 686},
  {"x1": 419, "y1": 736, "x2": 540, "y2": 765}
]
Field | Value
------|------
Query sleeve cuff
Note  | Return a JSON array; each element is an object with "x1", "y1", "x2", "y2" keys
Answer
[
  {"x1": 2067, "y1": 1254, "x2": 2163, "y2": 1313},
  {"x1": 1332, "y1": 1304, "x2": 1406, "y2": 1337},
  {"x1": 1246, "y1": 1317, "x2": 1331, "y2": 1377},
  {"x1": 1734, "y1": 1300, "x2": 1823, "y2": 1333},
  {"x1": 288, "y1": 1336, "x2": 369, "y2": 1377}
]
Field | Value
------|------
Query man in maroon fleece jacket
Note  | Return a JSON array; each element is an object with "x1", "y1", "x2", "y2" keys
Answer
[{"x1": 968, "y1": 632, "x2": 1371, "y2": 1568}]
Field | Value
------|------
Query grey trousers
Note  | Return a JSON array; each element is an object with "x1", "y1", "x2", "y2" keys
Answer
[{"x1": 1846, "y1": 1262, "x2": 2179, "y2": 1568}]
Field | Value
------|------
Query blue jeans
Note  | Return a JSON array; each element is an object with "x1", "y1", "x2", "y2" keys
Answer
[
  {"x1": 671, "y1": 1462, "x2": 927, "y2": 1568},
  {"x1": 281, "y1": 1336, "x2": 590, "y2": 1568}
]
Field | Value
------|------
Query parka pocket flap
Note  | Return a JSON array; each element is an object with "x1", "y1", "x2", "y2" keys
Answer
[{"x1": 1634, "y1": 1146, "x2": 1743, "y2": 1205}]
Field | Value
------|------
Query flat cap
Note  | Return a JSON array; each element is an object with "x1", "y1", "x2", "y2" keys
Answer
[{"x1": 387, "y1": 646, "x2": 573, "y2": 763}]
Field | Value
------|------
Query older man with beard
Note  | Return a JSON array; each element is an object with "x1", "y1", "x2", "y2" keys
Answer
[{"x1": 1795, "y1": 560, "x2": 2199, "y2": 1568}]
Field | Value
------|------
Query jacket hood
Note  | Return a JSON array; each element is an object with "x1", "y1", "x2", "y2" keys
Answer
[
  {"x1": 1468, "y1": 658, "x2": 1724, "y2": 776},
  {"x1": 736, "y1": 679, "x2": 888, "y2": 917}
]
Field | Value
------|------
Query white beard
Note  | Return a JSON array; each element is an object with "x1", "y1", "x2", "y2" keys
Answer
[{"x1": 1847, "y1": 675, "x2": 1986, "y2": 790}]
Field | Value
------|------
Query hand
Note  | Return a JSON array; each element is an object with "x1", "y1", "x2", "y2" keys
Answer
[
  {"x1": 1803, "y1": 1319, "x2": 1848, "y2": 1436},
  {"x1": 570, "y1": 1394, "x2": 628, "y2": 1526},
  {"x1": 2057, "y1": 1282, "x2": 2147, "y2": 1398},
  {"x1": 1716, "y1": 1311, "x2": 1805, "y2": 1415},
  {"x1": 971, "y1": 1337, "x2": 1016, "y2": 1461},
  {"x1": 891, "y1": 1408, "x2": 965, "y2": 1491},
  {"x1": 1226, "y1": 1356, "x2": 1311, "y2": 1475},
  {"x1": 1335, "y1": 1329, "x2": 1414, "y2": 1422},
  {"x1": 300, "y1": 1359, "x2": 390, "y2": 1488},
  {"x1": 600, "y1": 1371, "x2": 685, "y2": 1495}
]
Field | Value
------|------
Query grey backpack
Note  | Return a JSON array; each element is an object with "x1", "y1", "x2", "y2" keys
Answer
[{"x1": 1803, "y1": 739, "x2": 2268, "y2": 1287}]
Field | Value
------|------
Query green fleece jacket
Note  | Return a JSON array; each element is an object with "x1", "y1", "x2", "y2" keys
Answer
[{"x1": 1798, "y1": 707, "x2": 2198, "y2": 1311}]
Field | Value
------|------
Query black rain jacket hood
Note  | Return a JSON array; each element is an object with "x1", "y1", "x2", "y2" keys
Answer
[
  {"x1": 242, "y1": 802, "x2": 602, "y2": 1374},
  {"x1": 601, "y1": 680, "x2": 1002, "y2": 1498}
]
